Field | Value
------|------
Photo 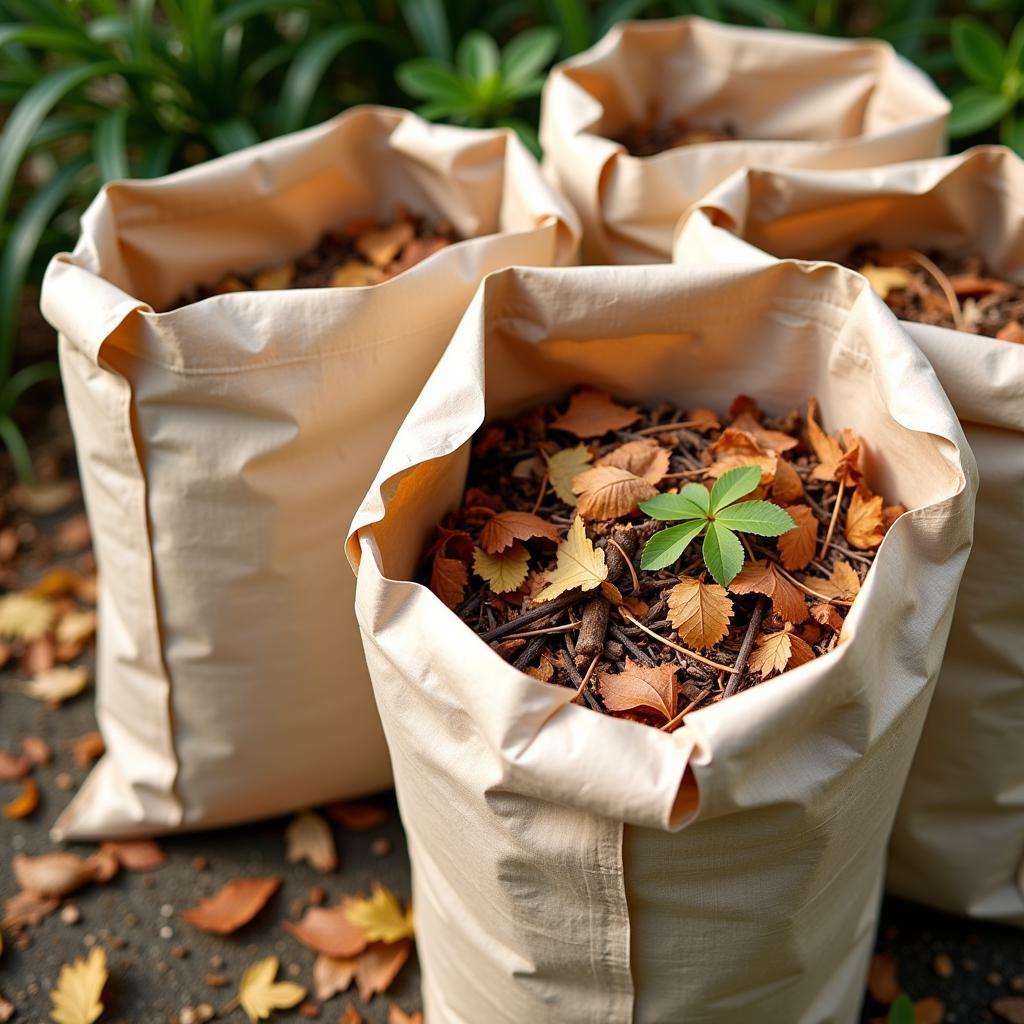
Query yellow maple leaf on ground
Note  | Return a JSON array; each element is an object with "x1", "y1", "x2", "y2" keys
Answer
[
  {"x1": 50, "y1": 946, "x2": 106, "y2": 1024},
  {"x1": 23, "y1": 666, "x2": 90, "y2": 707},
  {"x1": 0, "y1": 593, "x2": 55, "y2": 641},
  {"x1": 345, "y1": 883, "x2": 414, "y2": 944},
  {"x1": 238, "y1": 956, "x2": 306, "y2": 1023},
  {"x1": 534, "y1": 517, "x2": 608, "y2": 604},
  {"x1": 472, "y1": 544, "x2": 530, "y2": 594}
]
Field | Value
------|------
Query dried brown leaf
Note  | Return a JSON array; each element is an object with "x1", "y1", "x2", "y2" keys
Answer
[
  {"x1": 748, "y1": 627, "x2": 815, "y2": 679},
  {"x1": 3, "y1": 778, "x2": 39, "y2": 819},
  {"x1": 356, "y1": 221, "x2": 414, "y2": 268},
  {"x1": 253, "y1": 263, "x2": 294, "y2": 290},
  {"x1": 330, "y1": 261, "x2": 385, "y2": 288},
  {"x1": 479, "y1": 512, "x2": 560, "y2": 554},
  {"x1": 572, "y1": 465, "x2": 656, "y2": 520},
  {"x1": 812, "y1": 560, "x2": 861, "y2": 601},
  {"x1": 913, "y1": 997, "x2": 946, "y2": 1024},
  {"x1": 387, "y1": 235, "x2": 450, "y2": 276},
  {"x1": 770, "y1": 458, "x2": 805, "y2": 504},
  {"x1": 596, "y1": 439, "x2": 671, "y2": 484},
  {"x1": 283, "y1": 900, "x2": 368, "y2": 959},
  {"x1": 181, "y1": 877, "x2": 280, "y2": 934},
  {"x1": 389, "y1": 1008, "x2": 423, "y2": 1024},
  {"x1": 807, "y1": 398, "x2": 861, "y2": 486},
  {"x1": 101, "y1": 839, "x2": 166, "y2": 872},
  {"x1": 777, "y1": 505, "x2": 817, "y2": 570},
  {"x1": 313, "y1": 953, "x2": 356, "y2": 1000},
  {"x1": 729, "y1": 411, "x2": 799, "y2": 453},
  {"x1": 21, "y1": 735, "x2": 51, "y2": 766},
  {"x1": 706, "y1": 428, "x2": 777, "y2": 483},
  {"x1": 69, "y1": 731, "x2": 105, "y2": 768},
  {"x1": 549, "y1": 389, "x2": 640, "y2": 438},
  {"x1": 596, "y1": 659, "x2": 678, "y2": 721},
  {"x1": 993, "y1": 997, "x2": 1024, "y2": 1023},
  {"x1": 3, "y1": 890, "x2": 59, "y2": 929},
  {"x1": 354, "y1": 939, "x2": 411, "y2": 1002},
  {"x1": 325, "y1": 801, "x2": 389, "y2": 831},
  {"x1": 285, "y1": 811, "x2": 338, "y2": 873},
  {"x1": 13, "y1": 851, "x2": 114, "y2": 899},
  {"x1": 729, "y1": 560, "x2": 808, "y2": 624},
  {"x1": 0, "y1": 750, "x2": 30, "y2": 781},
  {"x1": 429, "y1": 555, "x2": 468, "y2": 611},
  {"x1": 666, "y1": 577, "x2": 733, "y2": 651},
  {"x1": 868, "y1": 952, "x2": 901, "y2": 1004},
  {"x1": 845, "y1": 486, "x2": 885, "y2": 550}
]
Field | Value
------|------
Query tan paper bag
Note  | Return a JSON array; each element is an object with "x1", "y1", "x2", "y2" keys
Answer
[
  {"x1": 673, "y1": 147, "x2": 1024, "y2": 925},
  {"x1": 39, "y1": 106, "x2": 579, "y2": 840},
  {"x1": 540, "y1": 16, "x2": 949, "y2": 265},
  {"x1": 347, "y1": 262, "x2": 974, "y2": 1022}
]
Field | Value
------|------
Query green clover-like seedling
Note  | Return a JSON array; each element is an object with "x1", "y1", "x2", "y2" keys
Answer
[
  {"x1": 639, "y1": 465, "x2": 795, "y2": 586},
  {"x1": 887, "y1": 995, "x2": 914, "y2": 1024}
]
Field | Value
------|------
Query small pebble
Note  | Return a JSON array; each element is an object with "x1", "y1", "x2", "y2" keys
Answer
[
  {"x1": 124, "y1": 913, "x2": 139, "y2": 927},
  {"x1": 109, "y1": 935, "x2": 126, "y2": 951},
  {"x1": 83, "y1": 933, "x2": 96, "y2": 947},
  {"x1": 55, "y1": 772, "x2": 74, "y2": 791},
  {"x1": 159, "y1": 925, "x2": 173, "y2": 940},
  {"x1": 192, "y1": 856, "x2": 209, "y2": 872},
  {"x1": 171, "y1": 945, "x2": 189, "y2": 960},
  {"x1": 160, "y1": 903, "x2": 174, "y2": 918},
  {"x1": 60, "y1": 904, "x2": 80, "y2": 925},
  {"x1": 209, "y1": 955, "x2": 224, "y2": 969},
  {"x1": 157, "y1": 961, "x2": 170, "y2": 975},
  {"x1": 371, "y1": 837, "x2": 392, "y2": 857},
  {"x1": 287, "y1": 962, "x2": 301, "y2": 977},
  {"x1": 933, "y1": 953, "x2": 955, "y2": 978}
]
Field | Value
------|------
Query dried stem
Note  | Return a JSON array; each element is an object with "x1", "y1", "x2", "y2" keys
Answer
[
  {"x1": 633, "y1": 418, "x2": 700, "y2": 436},
  {"x1": 572, "y1": 652, "x2": 601, "y2": 703},
  {"x1": 819, "y1": 477, "x2": 845, "y2": 560},
  {"x1": 724, "y1": 596, "x2": 769, "y2": 698},
  {"x1": 530, "y1": 471, "x2": 549, "y2": 515},
  {"x1": 620, "y1": 609, "x2": 736, "y2": 673},
  {"x1": 607, "y1": 536, "x2": 639, "y2": 592},
  {"x1": 773, "y1": 564, "x2": 853, "y2": 607},
  {"x1": 480, "y1": 590, "x2": 581, "y2": 642},
  {"x1": 660, "y1": 686, "x2": 712, "y2": 733},
  {"x1": 908, "y1": 249, "x2": 966, "y2": 331}
]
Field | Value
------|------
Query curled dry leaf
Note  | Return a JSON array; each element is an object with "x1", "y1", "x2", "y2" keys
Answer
[
  {"x1": 0, "y1": 750, "x2": 29, "y2": 781},
  {"x1": 429, "y1": 556, "x2": 468, "y2": 611},
  {"x1": 812, "y1": 560, "x2": 862, "y2": 601},
  {"x1": 595, "y1": 439, "x2": 670, "y2": 484},
  {"x1": 56, "y1": 609, "x2": 97, "y2": 646},
  {"x1": 729, "y1": 411, "x2": 799, "y2": 454},
  {"x1": 345, "y1": 884, "x2": 414, "y2": 944},
  {"x1": 100, "y1": 839, "x2": 165, "y2": 872},
  {"x1": 23, "y1": 665, "x2": 89, "y2": 707},
  {"x1": 770, "y1": 458, "x2": 805, "y2": 504},
  {"x1": 21, "y1": 735, "x2": 51, "y2": 766},
  {"x1": 331, "y1": 261, "x2": 385, "y2": 288},
  {"x1": 325, "y1": 801, "x2": 389, "y2": 831},
  {"x1": 3, "y1": 777, "x2": 39, "y2": 819},
  {"x1": 811, "y1": 603, "x2": 845, "y2": 631},
  {"x1": 285, "y1": 811, "x2": 338, "y2": 873},
  {"x1": 729, "y1": 560, "x2": 808, "y2": 624},
  {"x1": 845, "y1": 486, "x2": 885, "y2": 550},
  {"x1": 596, "y1": 659, "x2": 678, "y2": 722},
  {"x1": 706, "y1": 428, "x2": 777, "y2": 483},
  {"x1": 313, "y1": 953, "x2": 356, "y2": 1001},
  {"x1": 667, "y1": 577, "x2": 733, "y2": 651},
  {"x1": 3, "y1": 890, "x2": 59, "y2": 929},
  {"x1": 13, "y1": 850, "x2": 117, "y2": 899},
  {"x1": 283, "y1": 899, "x2": 368, "y2": 959},
  {"x1": 572, "y1": 466, "x2": 657, "y2": 521},
  {"x1": 69, "y1": 732, "x2": 105, "y2": 769},
  {"x1": 55, "y1": 514, "x2": 91, "y2": 553},
  {"x1": 472, "y1": 544, "x2": 530, "y2": 595},
  {"x1": 238, "y1": 955, "x2": 306, "y2": 1023},
  {"x1": 50, "y1": 946, "x2": 106, "y2": 1024},
  {"x1": 180, "y1": 876, "x2": 280, "y2": 934},
  {"x1": 0, "y1": 993, "x2": 12, "y2": 1023},
  {"x1": 389, "y1": 1008, "x2": 423, "y2": 1024},
  {"x1": 340, "y1": 1007, "x2": 364, "y2": 1024},
  {"x1": 868, "y1": 952, "x2": 902, "y2": 1004},
  {"x1": 355, "y1": 939, "x2": 412, "y2": 1003},
  {"x1": 747, "y1": 627, "x2": 815, "y2": 679},
  {"x1": 545, "y1": 445, "x2": 593, "y2": 505},
  {"x1": 479, "y1": 512, "x2": 560, "y2": 554},
  {"x1": 688, "y1": 407, "x2": 721, "y2": 433},
  {"x1": 807, "y1": 398, "x2": 862, "y2": 486},
  {"x1": 549, "y1": 389, "x2": 640, "y2": 438},
  {"x1": 0, "y1": 592, "x2": 55, "y2": 641},
  {"x1": 387, "y1": 235, "x2": 451, "y2": 276},
  {"x1": 356, "y1": 221, "x2": 414, "y2": 268},
  {"x1": 533, "y1": 517, "x2": 607, "y2": 604},
  {"x1": 777, "y1": 505, "x2": 817, "y2": 570}
]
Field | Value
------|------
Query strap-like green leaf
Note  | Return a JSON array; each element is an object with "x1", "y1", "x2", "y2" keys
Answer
[
  {"x1": 713, "y1": 500, "x2": 795, "y2": 537},
  {"x1": 640, "y1": 520, "x2": 705, "y2": 571},
  {"x1": 951, "y1": 15, "x2": 1007, "y2": 90},
  {"x1": 702, "y1": 522, "x2": 744, "y2": 587},
  {"x1": 399, "y1": 0, "x2": 451, "y2": 61},
  {"x1": 94, "y1": 108, "x2": 129, "y2": 181},
  {"x1": 709, "y1": 465, "x2": 762, "y2": 512},
  {"x1": 457, "y1": 30, "x2": 499, "y2": 83},
  {"x1": 948, "y1": 85, "x2": 1012, "y2": 137},
  {"x1": 500, "y1": 27, "x2": 559, "y2": 90}
]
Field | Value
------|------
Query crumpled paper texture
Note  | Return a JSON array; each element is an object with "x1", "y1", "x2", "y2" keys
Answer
[
  {"x1": 540, "y1": 16, "x2": 949, "y2": 264},
  {"x1": 347, "y1": 262, "x2": 975, "y2": 1022},
  {"x1": 40, "y1": 105, "x2": 579, "y2": 839},
  {"x1": 672, "y1": 147, "x2": 1024, "y2": 926}
]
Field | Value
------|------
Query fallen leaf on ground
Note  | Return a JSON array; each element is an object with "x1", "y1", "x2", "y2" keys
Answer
[
  {"x1": 23, "y1": 665, "x2": 89, "y2": 707},
  {"x1": 355, "y1": 940, "x2": 411, "y2": 1002},
  {"x1": 770, "y1": 458, "x2": 805, "y2": 504},
  {"x1": 0, "y1": 750, "x2": 29, "y2": 781},
  {"x1": 100, "y1": 839, "x2": 165, "y2": 872},
  {"x1": 810, "y1": 603, "x2": 845, "y2": 631},
  {"x1": 3, "y1": 778, "x2": 39, "y2": 819},
  {"x1": 50, "y1": 946, "x2": 106, "y2": 1024},
  {"x1": 747, "y1": 627, "x2": 815, "y2": 679},
  {"x1": 534, "y1": 517, "x2": 607, "y2": 604},
  {"x1": 0, "y1": 993, "x2": 13, "y2": 1022},
  {"x1": 389, "y1": 1008, "x2": 423, "y2": 1024},
  {"x1": 573, "y1": 466, "x2": 657, "y2": 520},
  {"x1": 56, "y1": 610, "x2": 97, "y2": 646},
  {"x1": 845, "y1": 486, "x2": 885, "y2": 550},
  {"x1": 0, "y1": 592, "x2": 55, "y2": 641},
  {"x1": 339, "y1": 1006, "x2": 363, "y2": 1024},
  {"x1": 283, "y1": 900, "x2": 368, "y2": 959},
  {"x1": 595, "y1": 439, "x2": 670, "y2": 484},
  {"x1": 666, "y1": 577, "x2": 733, "y2": 651},
  {"x1": 811, "y1": 560, "x2": 861, "y2": 601},
  {"x1": 2, "y1": 890, "x2": 59, "y2": 929},
  {"x1": 913, "y1": 996, "x2": 946, "y2": 1024},
  {"x1": 356, "y1": 221, "x2": 414, "y2": 268},
  {"x1": 807, "y1": 399, "x2": 861, "y2": 486},
  {"x1": 777, "y1": 505, "x2": 817, "y2": 570},
  {"x1": 181, "y1": 877, "x2": 280, "y2": 934},
  {"x1": 550, "y1": 389, "x2": 640, "y2": 438},
  {"x1": 13, "y1": 851, "x2": 116, "y2": 899},
  {"x1": 473, "y1": 544, "x2": 531, "y2": 594},
  {"x1": 387, "y1": 235, "x2": 451, "y2": 276},
  {"x1": 545, "y1": 445, "x2": 592, "y2": 505},
  {"x1": 345, "y1": 884, "x2": 414, "y2": 944},
  {"x1": 21, "y1": 735, "x2": 51, "y2": 765},
  {"x1": 12, "y1": 480, "x2": 78, "y2": 516},
  {"x1": 706, "y1": 428, "x2": 778, "y2": 484},
  {"x1": 868, "y1": 952, "x2": 901, "y2": 1004},
  {"x1": 479, "y1": 512, "x2": 559, "y2": 553},
  {"x1": 860, "y1": 264, "x2": 914, "y2": 299},
  {"x1": 55, "y1": 514, "x2": 91, "y2": 553},
  {"x1": 325, "y1": 801, "x2": 389, "y2": 831},
  {"x1": 238, "y1": 955, "x2": 306, "y2": 1023},
  {"x1": 430, "y1": 556, "x2": 468, "y2": 610},
  {"x1": 69, "y1": 732, "x2": 105, "y2": 768},
  {"x1": 729, "y1": 560, "x2": 808, "y2": 623},
  {"x1": 729, "y1": 411, "x2": 799, "y2": 453},
  {"x1": 285, "y1": 811, "x2": 338, "y2": 873},
  {"x1": 597, "y1": 659, "x2": 678, "y2": 721},
  {"x1": 313, "y1": 954, "x2": 357, "y2": 1000},
  {"x1": 331, "y1": 261, "x2": 385, "y2": 288}
]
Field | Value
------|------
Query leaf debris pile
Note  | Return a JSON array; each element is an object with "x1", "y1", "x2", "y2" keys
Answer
[
  {"x1": 174, "y1": 208, "x2": 458, "y2": 307},
  {"x1": 614, "y1": 106, "x2": 737, "y2": 156},
  {"x1": 421, "y1": 389, "x2": 903, "y2": 729},
  {"x1": 851, "y1": 244, "x2": 1024, "y2": 343}
]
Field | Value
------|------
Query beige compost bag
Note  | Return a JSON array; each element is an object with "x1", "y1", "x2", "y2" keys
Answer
[
  {"x1": 540, "y1": 15, "x2": 949, "y2": 265},
  {"x1": 347, "y1": 262, "x2": 974, "y2": 1022},
  {"x1": 673, "y1": 147, "x2": 1024, "y2": 926},
  {"x1": 39, "y1": 106, "x2": 578, "y2": 840}
]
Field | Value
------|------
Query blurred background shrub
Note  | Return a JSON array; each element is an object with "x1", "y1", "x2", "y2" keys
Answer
[{"x1": 0, "y1": 0, "x2": 1021, "y2": 475}]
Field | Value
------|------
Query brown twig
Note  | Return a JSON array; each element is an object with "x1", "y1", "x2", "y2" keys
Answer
[
  {"x1": 503, "y1": 623, "x2": 577, "y2": 640},
  {"x1": 530, "y1": 471, "x2": 549, "y2": 515},
  {"x1": 607, "y1": 537, "x2": 639, "y2": 592},
  {"x1": 480, "y1": 590, "x2": 581, "y2": 642},
  {"x1": 907, "y1": 249, "x2": 966, "y2": 331},
  {"x1": 619, "y1": 609, "x2": 736, "y2": 673},
  {"x1": 633, "y1": 418, "x2": 700, "y2": 435},
  {"x1": 572, "y1": 652, "x2": 601, "y2": 703},
  {"x1": 724, "y1": 595, "x2": 768, "y2": 698},
  {"x1": 773, "y1": 564, "x2": 854, "y2": 607},
  {"x1": 660, "y1": 686, "x2": 712, "y2": 733},
  {"x1": 819, "y1": 477, "x2": 845, "y2": 560}
]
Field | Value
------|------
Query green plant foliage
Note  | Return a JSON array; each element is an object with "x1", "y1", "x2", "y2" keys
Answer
[
  {"x1": 888, "y1": 994, "x2": 915, "y2": 1024},
  {"x1": 639, "y1": 465, "x2": 795, "y2": 586}
]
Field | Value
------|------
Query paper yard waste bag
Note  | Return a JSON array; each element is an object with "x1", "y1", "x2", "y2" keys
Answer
[
  {"x1": 540, "y1": 16, "x2": 949, "y2": 264},
  {"x1": 673, "y1": 147, "x2": 1024, "y2": 925},
  {"x1": 40, "y1": 105, "x2": 579, "y2": 839},
  {"x1": 347, "y1": 262, "x2": 974, "y2": 1022}
]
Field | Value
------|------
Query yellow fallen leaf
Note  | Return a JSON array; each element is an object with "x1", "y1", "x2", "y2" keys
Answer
[
  {"x1": 344, "y1": 883, "x2": 414, "y2": 944},
  {"x1": 472, "y1": 544, "x2": 530, "y2": 595},
  {"x1": 238, "y1": 956, "x2": 306, "y2": 1023},
  {"x1": 845, "y1": 485, "x2": 885, "y2": 550},
  {"x1": 859, "y1": 263, "x2": 914, "y2": 300},
  {"x1": 534, "y1": 517, "x2": 608, "y2": 604},
  {"x1": 50, "y1": 945, "x2": 106, "y2": 1024},
  {"x1": 0, "y1": 593, "x2": 55, "y2": 641},
  {"x1": 252, "y1": 263, "x2": 294, "y2": 290},
  {"x1": 544, "y1": 445, "x2": 592, "y2": 505},
  {"x1": 666, "y1": 577, "x2": 733, "y2": 651},
  {"x1": 56, "y1": 610, "x2": 97, "y2": 646},
  {"x1": 811, "y1": 560, "x2": 861, "y2": 601},
  {"x1": 330, "y1": 261, "x2": 385, "y2": 288},
  {"x1": 23, "y1": 666, "x2": 89, "y2": 707}
]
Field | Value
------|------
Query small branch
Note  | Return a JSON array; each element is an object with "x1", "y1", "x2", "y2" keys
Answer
[
  {"x1": 773, "y1": 564, "x2": 853, "y2": 607},
  {"x1": 818, "y1": 477, "x2": 845, "y2": 560},
  {"x1": 512, "y1": 636, "x2": 547, "y2": 670},
  {"x1": 660, "y1": 468, "x2": 708, "y2": 480},
  {"x1": 619, "y1": 609, "x2": 736, "y2": 673},
  {"x1": 572, "y1": 652, "x2": 601, "y2": 703},
  {"x1": 907, "y1": 249, "x2": 965, "y2": 331},
  {"x1": 660, "y1": 686, "x2": 712, "y2": 733},
  {"x1": 480, "y1": 590, "x2": 581, "y2": 642},
  {"x1": 530, "y1": 471, "x2": 549, "y2": 515},
  {"x1": 724, "y1": 595, "x2": 768, "y2": 698},
  {"x1": 633, "y1": 418, "x2": 699, "y2": 436},
  {"x1": 607, "y1": 536, "x2": 639, "y2": 592},
  {"x1": 502, "y1": 623, "x2": 577, "y2": 640}
]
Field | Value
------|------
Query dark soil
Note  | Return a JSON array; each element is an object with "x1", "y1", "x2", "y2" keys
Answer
[{"x1": 615, "y1": 116, "x2": 736, "y2": 156}]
